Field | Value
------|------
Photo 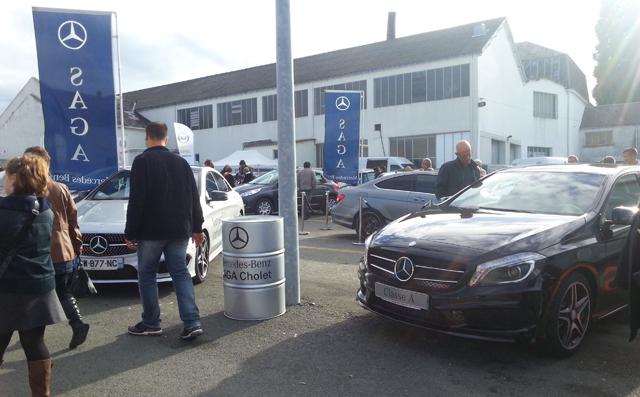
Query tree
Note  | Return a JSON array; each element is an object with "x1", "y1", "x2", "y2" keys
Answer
[{"x1": 593, "y1": 0, "x2": 640, "y2": 105}]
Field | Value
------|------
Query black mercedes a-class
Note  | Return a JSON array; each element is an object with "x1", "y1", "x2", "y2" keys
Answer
[{"x1": 357, "y1": 164, "x2": 640, "y2": 356}]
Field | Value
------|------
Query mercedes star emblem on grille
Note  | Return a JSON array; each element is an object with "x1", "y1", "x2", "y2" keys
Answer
[
  {"x1": 394, "y1": 257, "x2": 415, "y2": 282},
  {"x1": 89, "y1": 235, "x2": 109, "y2": 255}
]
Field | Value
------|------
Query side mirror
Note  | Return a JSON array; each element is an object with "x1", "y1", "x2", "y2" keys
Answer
[
  {"x1": 611, "y1": 206, "x2": 638, "y2": 226},
  {"x1": 206, "y1": 191, "x2": 228, "y2": 203}
]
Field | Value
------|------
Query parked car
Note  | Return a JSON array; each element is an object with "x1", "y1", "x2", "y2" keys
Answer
[
  {"x1": 358, "y1": 164, "x2": 640, "y2": 356},
  {"x1": 511, "y1": 156, "x2": 568, "y2": 167},
  {"x1": 360, "y1": 157, "x2": 415, "y2": 172},
  {"x1": 76, "y1": 166, "x2": 244, "y2": 284},
  {"x1": 332, "y1": 171, "x2": 437, "y2": 237},
  {"x1": 235, "y1": 169, "x2": 340, "y2": 215}
]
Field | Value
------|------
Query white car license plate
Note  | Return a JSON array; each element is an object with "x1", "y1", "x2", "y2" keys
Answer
[
  {"x1": 375, "y1": 282, "x2": 429, "y2": 310},
  {"x1": 80, "y1": 258, "x2": 124, "y2": 271}
]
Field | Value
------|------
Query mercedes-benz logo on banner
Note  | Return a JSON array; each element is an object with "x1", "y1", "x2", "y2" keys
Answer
[
  {"x1": 58, "y1": 20, "x2": 87, "y2": 50},
  {"x1": 89, "y1": 235, "x2": 109, "y2": 255},
  {"x1": 229, "y1": 226, "x2": 249, "y2": 250},
  {"x1": 394, "y1": 257, "x2": 415, "y2": 282},
  {"x1": 335, "y1": 96, "x2": 351, "y2": 111}
]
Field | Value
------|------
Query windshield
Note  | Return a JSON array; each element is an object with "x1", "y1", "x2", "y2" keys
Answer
[
  {"x1": 91, "y1": 169, "x2": 199, "y2": 200},
  {"x1": 249, "y1": 170, "x2": 277, "y2": 185},
  {"x1": 449, "y1": 171, "x2": 606, "y2": 216}
]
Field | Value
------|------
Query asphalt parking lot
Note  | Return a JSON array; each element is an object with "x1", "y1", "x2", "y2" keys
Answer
[{"x1": 2, "y1": 217, "x2": 640, "y2": 397}]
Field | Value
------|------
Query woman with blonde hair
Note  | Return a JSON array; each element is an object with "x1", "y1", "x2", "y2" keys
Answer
[{"x1": 0, "y1": 154, "x2": 64, "y2": 396}]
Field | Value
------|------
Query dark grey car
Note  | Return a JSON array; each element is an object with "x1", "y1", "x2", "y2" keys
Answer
[{"x1": 332, "y1": 171, "x2": 437, "y2": 236}]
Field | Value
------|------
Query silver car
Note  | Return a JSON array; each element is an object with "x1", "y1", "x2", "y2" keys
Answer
[{"x1": 332, "y1": 171, "x2": 437, "y2": 237}]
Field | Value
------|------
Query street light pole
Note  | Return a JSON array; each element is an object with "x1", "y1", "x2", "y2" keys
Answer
[{"x1": 275, "y1": 0, "x2": 300, "y2": 305}]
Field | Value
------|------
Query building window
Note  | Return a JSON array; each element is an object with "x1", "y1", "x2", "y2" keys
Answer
[
  {"x1": 491, "y1": 139, "x2": 505, "y2": 164},
  {"x1": 360, "y1": 139, "x2": 369, "y2": 157},
  {"x1": 527, "y1": 146, "x2": 551, "y2": 157},
  {"x1": 217, "y1": 98, "x2": 258, "y2": 127},
  {"x1": 295, "y1": 89, "x2": 309, "y2": 118},
  {"x1": 177, "y1": 105, "x2": 213, "y2": 130},
  {"x1": 262, "y1": 90, "x2": 309, "y2": 122},
  {"x1": 313, "y1": 80, "x2": 367, "y2": 115},
  {"x1": 262, "y1": 94, "x2": 277, "y2": 122},
  {"x1": 273, "y1": 149, "x2": 278, "y2": 159},
  {"x1": 533, "y1": 92, "x2": 557, "y2": 119},
  {"x1": 316, "y1": 143, "x2": 324, "y2": 167},
  {"x1": 426, "y1": 64, "x2": 470, "y2": 102},
  {"x1": 374, "y1": 71, "x2": 426, "y2": 108},
  {"x1": 585, "y1": 131, "x2": 613, "y2": 147},
  {"x1": 389, "y1": 134, "x2": 437, "y2": 168}
]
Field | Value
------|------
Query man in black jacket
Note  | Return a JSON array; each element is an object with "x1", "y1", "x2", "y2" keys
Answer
[
  {"x1": 435, "y1": 140, "x2": 481, "y2": 200},
  {"x1": 125, "y1": 122, "x2": 205, "y2": 340}
]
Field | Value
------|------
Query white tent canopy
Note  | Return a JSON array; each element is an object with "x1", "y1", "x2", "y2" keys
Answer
[{"x1": 213, "y1": 150, "x2": 277, "y2": 171}]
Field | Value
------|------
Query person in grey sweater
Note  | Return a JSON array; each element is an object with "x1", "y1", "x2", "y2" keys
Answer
[{"x1": 297, "y1": 162, "x2": 316, "y2": 218}]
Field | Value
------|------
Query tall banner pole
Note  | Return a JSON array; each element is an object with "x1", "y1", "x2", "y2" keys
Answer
[
  {"x1": 114, "y1": 12, "x2": 126, "y2": 167},
  {"x1": 275, "y1": 0, "x2": 300, "y2": 305}
]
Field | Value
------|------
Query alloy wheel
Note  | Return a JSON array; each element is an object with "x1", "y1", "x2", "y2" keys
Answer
[
  {"x1": 556, "y1": 281, "x2": 591, "y2": 350},
  {"x1": 194, "y1": 234, "x2": 209, "y2": 283},
  {"x1": 257, "y1": 200, "x2": 272, "y2": 215},
  {"x1": 362, "y1": 213, "x2": 382, "y2": 237}
]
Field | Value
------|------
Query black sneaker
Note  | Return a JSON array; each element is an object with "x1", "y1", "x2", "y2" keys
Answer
[
  {"x1": 128, "y1": 322, "x2": 163, "y2": 336},
  {"x1": 180, "y1": 325, "x2": 203, "y2": 340}
]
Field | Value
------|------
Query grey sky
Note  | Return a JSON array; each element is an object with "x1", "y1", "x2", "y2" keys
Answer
[{"x1": 0, "y1": 0, "x2": 600, "y2": 113}]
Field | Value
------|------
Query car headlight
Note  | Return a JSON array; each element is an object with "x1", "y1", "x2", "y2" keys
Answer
[
  {"x1": 468, "y1": 252, "x2": 545, "y2": 287},
  {"x1": 240, "y1": 188, "x2": 262, "y2": 197},
  {"x1": 361, "y1": 234, "x2": 375, "y2": 269}
]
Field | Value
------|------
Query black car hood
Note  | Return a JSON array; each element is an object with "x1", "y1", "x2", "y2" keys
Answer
[{"x1": 371, "y1": 209, "x2": 586, "y2": 263}]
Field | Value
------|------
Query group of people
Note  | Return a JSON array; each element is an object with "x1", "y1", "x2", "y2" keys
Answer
[
  {"x1": 0, "y1": 122, "x2": 208, "y2": 395},
  {"x1": 0, "y1": 146, "x2": 90, "y2": 396},
  {"x1": 217, "y1": 160, "x2": 255, "y2": 188},
  {"x1": 567, "y1": 147, "x2": 640, "y2": 165}
]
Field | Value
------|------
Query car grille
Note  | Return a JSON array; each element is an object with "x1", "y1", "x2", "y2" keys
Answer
[
  {"x1": 367, "y1": 247, "x2": 466, "y2": 291},
  {"x1": 82, "y1": 233, "x2": 136, "y2": 257}
]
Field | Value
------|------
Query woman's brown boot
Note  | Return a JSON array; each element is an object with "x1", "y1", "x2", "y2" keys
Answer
[{"x1": 27, "y1": 358, "x2": 52, "y2": 397}]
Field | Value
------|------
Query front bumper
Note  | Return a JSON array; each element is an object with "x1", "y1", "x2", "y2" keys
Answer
[
  {"x1": 80, "y1": 249, "x2": 195, "y2": 284},
  {"x1": 357, "y1": 263, "x2": 542, "y2": 342}
]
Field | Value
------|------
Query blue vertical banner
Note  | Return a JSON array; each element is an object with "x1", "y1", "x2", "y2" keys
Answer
[
  {"x1": 32, "y1": 8, "x2": 118, "y2": 190},
  {"x1": 323, "y1": 91, "x2": 361, "y2": 185}
]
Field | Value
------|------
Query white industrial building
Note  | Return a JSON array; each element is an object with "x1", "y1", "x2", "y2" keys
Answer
[{"x1": 1, "y1": 17, "x2": 589, "y2": 169}]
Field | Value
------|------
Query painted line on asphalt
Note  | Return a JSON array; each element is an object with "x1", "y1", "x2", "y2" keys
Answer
[{"x1": 299, "y1": 245, "x2": 363, "y2": 254}]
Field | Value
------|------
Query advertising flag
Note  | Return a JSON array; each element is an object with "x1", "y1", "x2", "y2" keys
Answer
[
  {"x1": 32, "y1": 8, "x2": 118, "y2": 190},
  {"x1": 323, "y1": 91, "x2": 361, "y2": 186},
  {"x1": 174, "y1": 123, "x2": 195, "y2": 165}
]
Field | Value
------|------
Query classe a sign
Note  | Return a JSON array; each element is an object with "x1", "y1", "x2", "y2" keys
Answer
[{"x1": 32, "y1": 8, "x2": 118, "y2": 190}]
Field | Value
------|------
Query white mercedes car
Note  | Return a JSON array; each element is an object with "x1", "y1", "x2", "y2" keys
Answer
[{"x1": 76, "y1": 166, "x2": 244, "y2": 284}]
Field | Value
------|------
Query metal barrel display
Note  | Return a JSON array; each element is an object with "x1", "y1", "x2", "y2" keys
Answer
[{"x1": 222, "y1": 216, "x2": 286, "y2": 320}]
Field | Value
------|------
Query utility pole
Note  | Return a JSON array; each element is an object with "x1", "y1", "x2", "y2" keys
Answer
[{"x1": 275, "y1": 0, "x2": 300, "y2": 305}]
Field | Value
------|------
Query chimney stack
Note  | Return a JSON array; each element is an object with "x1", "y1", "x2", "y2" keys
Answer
[{"x1": 387, "y1": 12, "x2": 396, "y2": 41}]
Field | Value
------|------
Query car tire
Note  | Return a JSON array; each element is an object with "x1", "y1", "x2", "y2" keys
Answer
[
  {"x1": 193, "y1": 233, "x2": 209, "y2": 284},
  {"x1": 356, "y1": 211, "x2": 384, "y2": 238},
  {"x1": 542, "y1": 272, "x2": 592, "y2": 357},
  {"x1": 256, "y1": 198, "x2": 274, "y2": 215}
]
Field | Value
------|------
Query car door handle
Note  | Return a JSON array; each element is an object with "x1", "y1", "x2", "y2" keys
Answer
[{"x1": 413, "y1": 197, "x2": 426, "y2": 201}]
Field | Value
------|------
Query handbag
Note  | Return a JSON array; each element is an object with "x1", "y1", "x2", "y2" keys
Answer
[
  {"x1": 0, "y1": 200, "x2": 40, "y2": 279},
  {"x1": 68, "y1": 259, "x2": 98, "y2": 297}
]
